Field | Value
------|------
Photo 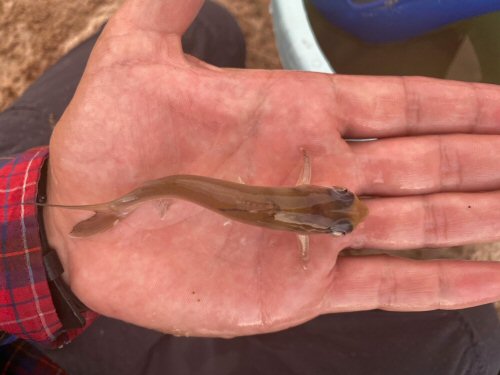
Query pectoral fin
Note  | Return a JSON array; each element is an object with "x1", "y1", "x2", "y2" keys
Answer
[
  {"x1": 70, "y1": 211, "x2": 121, "y2": 237},
  {"x1": 296, "y1": 233, "x2": 310, "y2": 263},
  {"x1": 156, "y1": 199, "x2": 171, "y2": 220},
  {"x1": 296, "y1": 149, "x2": 311, "y2": 185}
]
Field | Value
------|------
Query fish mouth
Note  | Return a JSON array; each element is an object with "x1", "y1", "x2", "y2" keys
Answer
[{"x1": 354, "y1": 198, "x2": 369, "y2": 224}]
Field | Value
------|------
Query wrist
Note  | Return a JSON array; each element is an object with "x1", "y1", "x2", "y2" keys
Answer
[
  {"x1": 41, "y1": 160, "x2": 71, "y2": 282},
  {"x1": 38, "y1": 158, "x2": 88, "y2": 329}
]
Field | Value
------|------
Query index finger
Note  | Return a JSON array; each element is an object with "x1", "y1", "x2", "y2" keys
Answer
[{"x1": 333, "y1": 75, "x2": 500, "y2": 138}]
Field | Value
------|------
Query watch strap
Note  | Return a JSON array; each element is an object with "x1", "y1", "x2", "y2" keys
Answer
[{"x1": 37, "y1": 159, "x2": 88, "y2": 330}]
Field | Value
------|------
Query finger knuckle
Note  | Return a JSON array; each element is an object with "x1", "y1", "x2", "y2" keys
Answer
[
  {"x1": 421, "y1": 196, "x2": 451, "y2": 246},
  {"x1": 437, "y1": 137, "x2": 464, "y2": 189}
]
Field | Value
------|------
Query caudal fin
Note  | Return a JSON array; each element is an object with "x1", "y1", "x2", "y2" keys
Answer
[{"x1": 70, "y1": 211, "x2": 121, "y2": 237}]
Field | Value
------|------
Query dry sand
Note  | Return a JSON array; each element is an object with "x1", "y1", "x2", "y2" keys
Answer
[{"x1": 0, "y1": 0, "x2": 280, "y2": 110}]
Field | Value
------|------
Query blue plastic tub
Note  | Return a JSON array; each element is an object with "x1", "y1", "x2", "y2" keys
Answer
[
  {"x1": 309, "y1": 0, "x2": 500, "y2": 43},
  {"x1": 271, "y1": 0, "x2": 500, "y2": 84}
]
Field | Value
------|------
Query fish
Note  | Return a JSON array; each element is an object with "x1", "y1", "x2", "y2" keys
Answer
[{"x1": 39, "y1": 152, "x2": 368, "y2": 260}]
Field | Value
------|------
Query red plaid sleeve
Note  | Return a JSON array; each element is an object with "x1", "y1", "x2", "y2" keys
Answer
[
  {"x1": 0, "y1": 148, "x2": 99, "y2": 374},
  {"x1": 0, "y1": 147, "x2": 64, "y2": 344}
]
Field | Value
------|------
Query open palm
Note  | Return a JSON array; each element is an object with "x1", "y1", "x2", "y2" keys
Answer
[{"x1": 44, "y1": 0, "x2": 500, "y2": 337}]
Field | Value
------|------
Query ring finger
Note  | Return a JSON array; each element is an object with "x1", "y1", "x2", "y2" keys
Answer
[{"x1": 349, "y1": 191, "x2": 500, "y2": 250}]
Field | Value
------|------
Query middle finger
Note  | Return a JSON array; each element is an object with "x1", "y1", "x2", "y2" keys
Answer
[
  {"x1": 350, "y1": 191, "x2": 500, "y2": 250},
  {"x1": 350, "y1": 134, "x2": 500, "y2": 196}
]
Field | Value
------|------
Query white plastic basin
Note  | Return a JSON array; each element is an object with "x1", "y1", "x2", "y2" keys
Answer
[{"x1": 271, "y1": 0, "x2": 333, "y2": 73}]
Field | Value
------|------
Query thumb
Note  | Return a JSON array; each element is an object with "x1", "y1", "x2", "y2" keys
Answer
[{"x1": 110, "y1": 0, "x2": 205, "y2": 36}]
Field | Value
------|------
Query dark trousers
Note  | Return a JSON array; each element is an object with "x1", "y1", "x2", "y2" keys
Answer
[{"x1": 1, "y1": 2, "x2": 499, "y2": 374}]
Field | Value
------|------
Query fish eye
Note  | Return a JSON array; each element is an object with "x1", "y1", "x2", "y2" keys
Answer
[
  {"x1": 329, "y1": 187, "x2": 355, "y2": 207},
  {"x1": 330, "y1": 219, "x2": 354, "y2": 236}
]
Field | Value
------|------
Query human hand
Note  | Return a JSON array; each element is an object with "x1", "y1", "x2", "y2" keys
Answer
[{"x1": 44, "y1": 0, "x2": 500, "y2": 337}]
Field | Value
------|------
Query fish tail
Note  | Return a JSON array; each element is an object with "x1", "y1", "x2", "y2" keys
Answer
[
  {"x1": 70, "y1": 209, "x2": 125, "y2": 238},
  {"x1": 36, "y1": 201, "x2": 124, "y2": 238}
]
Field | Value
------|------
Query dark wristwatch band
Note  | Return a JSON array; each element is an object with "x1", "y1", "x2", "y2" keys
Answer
[{"x1": 38, "y1": 159, "x2": 88, "y2": 329}]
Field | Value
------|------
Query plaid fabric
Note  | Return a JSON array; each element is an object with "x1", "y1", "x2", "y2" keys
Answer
[
  {"x1": 0, "y1": 338, "x2": 67, "y2": 375},
  {"x1": 0, "y1": 148, "x2": 71, "y2": 373},
  {"x1": 0, "y1": 148, "x2": 62, "y2": 343}
]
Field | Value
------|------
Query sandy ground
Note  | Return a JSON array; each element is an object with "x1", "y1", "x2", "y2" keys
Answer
[
  {"x1": 1, "y1": 0, "x2": 499, "y2": 307},
  {"x1": 0, "y1": 0, "x2": 280, "y2": 110}
]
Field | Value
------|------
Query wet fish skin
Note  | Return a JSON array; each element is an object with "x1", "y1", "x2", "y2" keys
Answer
[{"x1": 39, "y1": 174, "x2": 368, "y2": 238}]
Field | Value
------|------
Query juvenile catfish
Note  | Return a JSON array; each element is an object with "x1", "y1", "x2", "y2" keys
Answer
[{"x1": 40, "y1": 153, "x2": 368, "y2": 258}]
